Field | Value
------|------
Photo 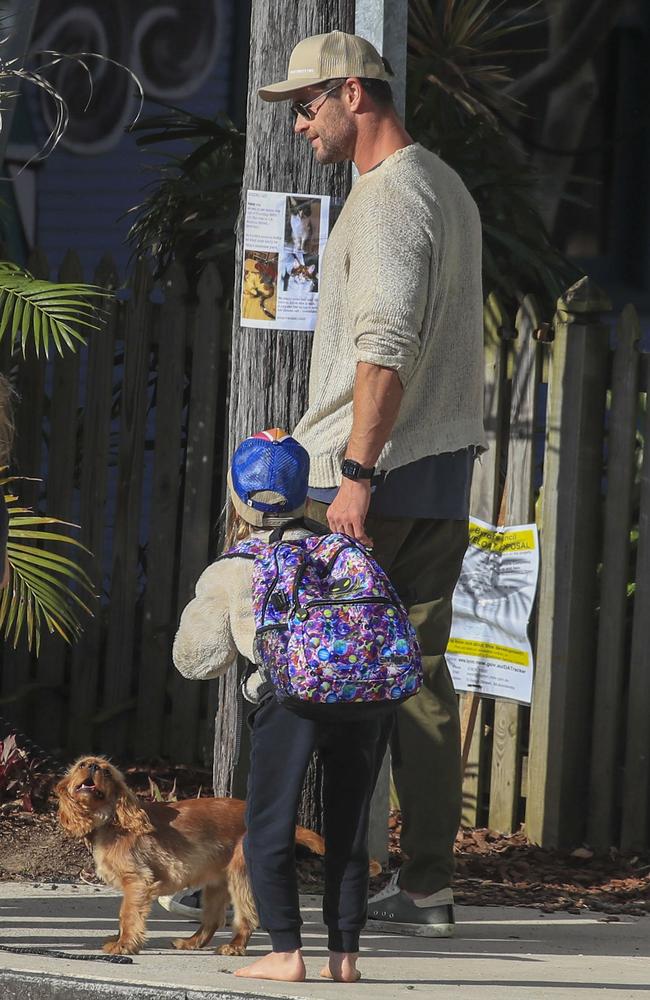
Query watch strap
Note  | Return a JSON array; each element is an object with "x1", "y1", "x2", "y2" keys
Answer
[{"x1": 341, "y1": 458, "x2": 375, "y2": 481}]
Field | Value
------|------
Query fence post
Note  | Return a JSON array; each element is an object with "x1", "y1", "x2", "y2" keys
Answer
[
  {"x1": 171, "y1": 264, "x2": 224, "y2": 764},
  {"x1": 588, "y1": 305, "x2": 640, "y2": 849},
  {"x1": 462, "y1": 293, "x2": 508, "y2": 825},
  {"x1": 33, "y1": 250, "x2": 83, "y2": 750},
  {"x1": 525, "y1": 277, "x2": 611, "y2": 847},
  {"x1": 469, "y1": 293, "x2": 509, "y2": 524},
  {"x1": 135, "y1": 261, "x2": 189, "y2": 759},
  {"x1": 68, "y1": 255, "x2": 120, "y2": 753},
  {"x1": 101, "y1": 261, "x2": 153, "y2": 755},
  {"x1": 621, "y1": 348, "x2": 650, "y2": 852},
  {"x1": 488, "y1": 295, "x2": 543, "y2": 834}
]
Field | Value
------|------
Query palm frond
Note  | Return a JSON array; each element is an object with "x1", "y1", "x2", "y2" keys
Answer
[
  {"x1": 125, "y1": 104, "x2": 245, "y2": 282},
  {"x1": 407, "y1": 0, "x2": 579, "y2": 311},
  {"x1": 0, "y1": 50, "x2": 143, "y2": 167},
  {"x1": 0, "y1": 262, "x2": 110, "y2": 358},
  {"x1": 408, "y1": 0, "x2": 543, "y2": 125},
  {"x1": 0, "y1": 474, "x2": 94, "y2": 655}
]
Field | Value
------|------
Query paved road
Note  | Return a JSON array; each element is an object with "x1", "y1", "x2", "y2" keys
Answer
[{"x1": 1, "y1": 883, "x2": 649, "y2": 999}]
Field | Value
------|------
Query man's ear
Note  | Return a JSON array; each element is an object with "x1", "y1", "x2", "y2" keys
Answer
[
  {"x1": 55, "y1": 780, "x2": 94, "y2": 838},
  {"x1": 344, "y1": 77, "x2": 364, "y2": 112},
  {"x1": 114, "y1": 785, "x2": 154, "y2": 836}
]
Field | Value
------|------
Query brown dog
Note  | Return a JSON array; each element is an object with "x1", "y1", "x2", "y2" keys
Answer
[{"x1": 55, "y1": 756, "x2": 324, "y2": 956}]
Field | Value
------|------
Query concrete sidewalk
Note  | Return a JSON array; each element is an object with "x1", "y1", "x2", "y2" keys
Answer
[{"x1": 0, "y1": 883, "x2": 649, "y2": 1000}]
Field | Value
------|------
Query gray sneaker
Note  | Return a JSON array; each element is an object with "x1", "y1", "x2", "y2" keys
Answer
[
  {"x1": 157, "y1": 889, "x2": 203, "y2": 921},
  {"x1": 366, "y1": 874, "x2": 455, "y2": 937}
]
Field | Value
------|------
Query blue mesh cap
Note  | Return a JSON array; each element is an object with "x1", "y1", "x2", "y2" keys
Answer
[{"x1": 229, "y1": 428, "x2": 310, "y2": 526}]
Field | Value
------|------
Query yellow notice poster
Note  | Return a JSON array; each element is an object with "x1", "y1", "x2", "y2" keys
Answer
[{"x1": 446, "y1": 517, "x2": 539, "y2": 705}]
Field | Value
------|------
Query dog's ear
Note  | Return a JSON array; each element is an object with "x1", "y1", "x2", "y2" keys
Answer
[
  {"x1": 114, "y1": 783, "x2": 154, "y2": 836},
  {"x1": 55, "y1": 778, "x2": 94, "y2": 838}
]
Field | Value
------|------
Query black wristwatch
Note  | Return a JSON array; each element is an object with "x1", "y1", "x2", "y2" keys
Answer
[{"x1": 341, "y1": 458, "x2": 375, "y2": 481}]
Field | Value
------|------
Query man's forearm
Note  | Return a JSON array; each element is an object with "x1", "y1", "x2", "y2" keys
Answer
[
  {"x1": 325, "y1": 361, "x2": 403, "y2": 545},
  {"x1": 345, "y1": 361, "x2": 404, "y2": 467}
]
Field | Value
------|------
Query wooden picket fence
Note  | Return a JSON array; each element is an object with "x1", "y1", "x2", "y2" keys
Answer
[
  {"x1": 0, "y1": 249, "x2": 230, "y2": 767},
  {"x1": 461, "y1": 277, "x2": 650, "y2": 851},
  {"x1": 1, "y1": 251, "x2": 649, "y2": 851}
]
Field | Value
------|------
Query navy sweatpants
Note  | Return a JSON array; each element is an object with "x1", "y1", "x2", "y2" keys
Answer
[{"x1": 244, "y1": 695, "x2": 389, "y2": 953}]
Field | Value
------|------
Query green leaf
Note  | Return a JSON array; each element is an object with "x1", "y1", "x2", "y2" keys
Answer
[
  {"x1": 40, "y1": 312, "x2": 50, "y2": 360},
  {"x1": 0, "y1": 265, "x2": 111, "y2": 359},
  {"x1": 32, "y1": 303, "x2": 41, "y2": 355},
  {"x1": 8, "y1": 541, "x2": 94, "y2": 579},
  {"x1": 0, "y1": 475, "x2": 94, "y2": 653},
  {"x1": 20, "y1": 300, "x2": 32, "y2": 357},
  {"x1": 0, "y1": 292, "x2": 14, "y2": 345}
]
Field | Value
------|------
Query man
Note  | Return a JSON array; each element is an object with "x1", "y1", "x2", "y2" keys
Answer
[{"x1": 259, "y1": 29, "x2": 486, "y2": 939}]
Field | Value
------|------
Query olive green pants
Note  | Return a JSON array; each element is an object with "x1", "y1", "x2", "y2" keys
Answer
[{"x1": 305, "y1": 500, "x2": 469, "y2": 894}]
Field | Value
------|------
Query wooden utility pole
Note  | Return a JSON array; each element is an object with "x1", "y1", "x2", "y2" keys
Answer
[
  {"x1": 214, "y1": 0, "x2": 409, "y2": 844},
  {"x1": 213, "y1": 0, "x2": 355, "y2": 804}
]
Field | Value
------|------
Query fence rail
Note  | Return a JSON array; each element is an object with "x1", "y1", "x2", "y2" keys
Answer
[{"x1": 1, "y1": 255, "x2": 649, "y2": 851}]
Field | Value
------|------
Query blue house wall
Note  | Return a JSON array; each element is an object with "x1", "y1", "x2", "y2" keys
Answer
[{"x1": 23, "y1": 0, "x2": 239, "y2": 279}]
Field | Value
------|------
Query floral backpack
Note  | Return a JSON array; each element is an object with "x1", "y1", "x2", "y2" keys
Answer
[{"x1": 223, "y1": 523, "x2": 422, "y2": 721}]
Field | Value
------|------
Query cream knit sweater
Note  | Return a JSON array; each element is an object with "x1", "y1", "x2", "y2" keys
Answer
[{"x1": 294, "y1": 143, "x2": 487, "y2": 487}]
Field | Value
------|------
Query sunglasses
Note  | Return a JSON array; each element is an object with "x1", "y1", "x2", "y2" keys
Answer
[{"x1": 290, "y1": 82, "x2": 344, "y2": 121}]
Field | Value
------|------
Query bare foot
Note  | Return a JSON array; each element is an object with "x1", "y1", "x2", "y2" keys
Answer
[
  {"x1": 234, "y1": 949, "x2": 306, "y2": 982},
  {"x1": 320, "y1": 953, "x2": 361, "y2": 983}
]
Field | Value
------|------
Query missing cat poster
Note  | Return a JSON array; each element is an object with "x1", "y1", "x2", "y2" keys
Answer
[
  {"x1": 446, "y1": 518, "x2": 540, "y2": 705},
  {"x1": 240, "y1": 189, "x2": 331, "y2": 331}
]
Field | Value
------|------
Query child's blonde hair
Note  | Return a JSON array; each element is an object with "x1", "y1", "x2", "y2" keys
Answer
[{"x1": 223, "y1": 498, "x2": 253, "y2": 551}]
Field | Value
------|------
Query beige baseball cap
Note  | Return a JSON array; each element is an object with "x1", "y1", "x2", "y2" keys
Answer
[{"x1": 258, "y1": 30, "x2": 393, "y2": 102}]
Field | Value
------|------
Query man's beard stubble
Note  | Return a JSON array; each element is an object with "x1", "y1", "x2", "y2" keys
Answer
[
  {"x1": 311, "y1": 132, "x2": 346, "y2": 165},
  {"x1": 311, "y1": 108, "x2": 354, "y2": 165}
]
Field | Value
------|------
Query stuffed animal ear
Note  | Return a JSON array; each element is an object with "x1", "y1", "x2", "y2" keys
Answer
[
  {"x1": 114, "y1": 786, "x2": 154, "y2": 836},
  {"x1": 55, "y1": 779, "x2": 95, "y2": 838}
]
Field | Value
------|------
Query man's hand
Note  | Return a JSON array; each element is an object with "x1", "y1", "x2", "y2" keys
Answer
[{"x1": 327, "y1": 478, "x2": 373, "y2": 547}]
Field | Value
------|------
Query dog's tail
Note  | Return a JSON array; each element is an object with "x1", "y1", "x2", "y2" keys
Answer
[
  {"x1": 294, "y1": 824, "x2": 325, "y2": 856},
  {"x1": 294, "y1": 825, "x2": 382, "y2": 876}
]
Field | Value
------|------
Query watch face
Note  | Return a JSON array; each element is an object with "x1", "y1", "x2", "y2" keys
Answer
[{"x1": 342, "y1": 460, "x2": 360, "y2": 479}]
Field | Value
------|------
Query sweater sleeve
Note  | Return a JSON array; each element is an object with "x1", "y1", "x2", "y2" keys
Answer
[
  {"x1": 172, "y1": 562, "x2": 238, "y2": 681},
  {"x1": 347, "y1": 178, "x2": 436, "y2": 386}
]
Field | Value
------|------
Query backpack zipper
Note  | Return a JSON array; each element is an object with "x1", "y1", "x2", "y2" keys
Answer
[
  {"x1": 304, "y1": 596, "x2": 394, "y2": 610},
  {"x1": 256, "y1": 596, "x2": 396, "y2": 634},
  {"x1": 323, "y1": 539, "x2": 365, "y2": 574},
  {"x1": 291, "y1": 561, "x2": 307, "y2": 614},
  {"x1": 260, "y1": 546, "x2": 281, "y2": 624}
]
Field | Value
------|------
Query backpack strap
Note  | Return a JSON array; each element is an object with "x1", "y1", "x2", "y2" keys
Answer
[
  {"x1": 217, "y1": 537, "x2": 269, "y2": 561},
  {"x1": 269, "y1": 516, "x2": 330, "y2": 543},
  {"x1": 302, "y1": 516, "x2": 331, "y2": 538},
  {"x1": 268, "y1": 517, "x2": 304, "y2": 542}
]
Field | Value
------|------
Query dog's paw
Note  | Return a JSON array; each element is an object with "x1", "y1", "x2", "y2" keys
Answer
[
  {"x1": 103, "y1": 937, "x2": 139, "y2": 955},
  {"x1": 172, "y1": 937, "x2": 201, "y2": 951},
  {"x1": 216, "y1": 943, "x2": 247, "y2": 956}
]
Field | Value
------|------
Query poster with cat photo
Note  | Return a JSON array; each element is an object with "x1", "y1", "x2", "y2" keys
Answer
[{"x1": 241, "y1": 189, "x2": 331, "y2": 331}]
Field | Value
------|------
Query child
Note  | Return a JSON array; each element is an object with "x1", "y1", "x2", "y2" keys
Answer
[{"x1": 173, "y1": 428, "x2": 389, "y2": 984}]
